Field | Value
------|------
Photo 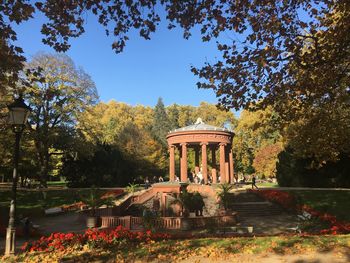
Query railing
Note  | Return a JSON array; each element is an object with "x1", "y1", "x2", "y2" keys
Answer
[
  {"x1": 132, "y1": 188, "x2": 155, "y2": 204},
  {"x1": 101, "y1": 216, "x2": 131, "y2": 229},
  {"x1": 100, "y1": 214, "x2": 237, "y2": 230},
  {"x1": 155, "y1": 217, "x2": 182, "y2": 229},
  {"x1": 131, "y1": 217, "x2": 144, "y2": 230}
]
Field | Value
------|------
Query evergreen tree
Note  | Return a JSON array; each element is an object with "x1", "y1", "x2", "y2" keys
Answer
[
  {"x1": 152, "y1": 97, "x2": 171, "y2": 149},
  {"x1": 167, "y1": 103, "x2": 180, "y2": 130}
]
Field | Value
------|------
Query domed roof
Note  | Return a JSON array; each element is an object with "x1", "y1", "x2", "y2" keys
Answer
[{"x1": 169, "y1": 118, "x2": 232, "y2": 133}]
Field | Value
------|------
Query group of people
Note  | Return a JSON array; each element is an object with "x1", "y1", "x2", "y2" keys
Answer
[
  {"x1": 144, "y1": 176, "x2": 164, "y2": 189},
  {"x1": 174, "y1": 171, "x2": 216, "y2": 185},
  {"x1": 144, "y1": 173, "x2": 259, "y2": 189}
]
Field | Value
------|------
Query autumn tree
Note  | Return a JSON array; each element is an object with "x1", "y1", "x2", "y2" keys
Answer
[
  {"x1": 24, "y1": 53, "x2": 98, "y2": 186},
  {"x1": 233, "y1": 107, "x2": 281, "y2": 177},
  {"x1": 2, "y1": 1, "x2": 348, "y2": 111},
  {"x1": 78, "y1": 101, "x2": 133, "y2": 145},
  {"x1": 194, "y1": 102, "x2": 237, "y2": 130},
  {"x1": 253, "y1": 143, "x2": 283, "y2": 178},
  {"x1": 77, "y1": 101, "x2": 167, "y2": 181}
]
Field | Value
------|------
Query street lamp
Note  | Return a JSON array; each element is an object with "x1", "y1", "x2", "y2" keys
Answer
[{"x1": 5, "y1": 96, "x2": 31, "y2": 256}]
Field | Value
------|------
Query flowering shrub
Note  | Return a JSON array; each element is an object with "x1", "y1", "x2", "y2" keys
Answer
[
  {"x1": 251, "y1": 189, "x2": 350, "y2": 235},
  {"x1": 21, "y1": 226, "x2": 170, "y2": 253}
]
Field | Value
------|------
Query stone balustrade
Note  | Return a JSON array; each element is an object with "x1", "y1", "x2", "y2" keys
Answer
[{"x1": 100, "y1": 213, "x2": 237, "y2": 230}]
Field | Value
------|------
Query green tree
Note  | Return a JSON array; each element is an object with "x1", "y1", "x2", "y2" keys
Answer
[
  {"x1": 167, "y1": 103, "x2": 180, "y2": 130},
  {"x1": 152, "y1": 97, "x2": 171, "y2": 149},
  {"x1": 281, "y1": 101, "x2": 350, "y2": 162},
  {"x1": 24, "y1": 53, "x2": 98, "y2": 186}
]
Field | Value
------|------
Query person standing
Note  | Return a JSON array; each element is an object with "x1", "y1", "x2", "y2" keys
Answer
[
  {"x1": 23, "y1": 217, "x2": 31, "y2": 240},
  {"x1": 252, "y1": 175, "x2": 258, "y2": 189}
]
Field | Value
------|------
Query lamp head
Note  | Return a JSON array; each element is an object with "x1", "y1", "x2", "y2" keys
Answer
[{"x1": 7, "y1": 96, "x2": 31, "y2": 131}]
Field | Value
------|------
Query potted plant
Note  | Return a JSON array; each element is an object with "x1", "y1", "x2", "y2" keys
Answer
[
  {"x1": 83, "y1": 188, "x2": 106, "y2": 228},
  {"x1": 126, "y1": 183, "x2": 138, "y2": 196},
  {"x1": 217, "y1": 183, "x2": 234, "y2": 215}
]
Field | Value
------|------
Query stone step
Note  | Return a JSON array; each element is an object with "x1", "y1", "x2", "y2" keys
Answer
[
  {"x1": 236, "y1": 211, "x2": 283, "y2": 216},
  {"x1": 231, "y1": 199, "x2": 285, "y2": 218},
  {"x1": 233, "y1": 192, "x2": 265, "y2": 203}
]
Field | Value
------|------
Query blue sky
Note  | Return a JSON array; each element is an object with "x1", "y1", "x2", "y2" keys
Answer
[{"x1": 14, "y1": 11, "x2": 233, "y2": 108}]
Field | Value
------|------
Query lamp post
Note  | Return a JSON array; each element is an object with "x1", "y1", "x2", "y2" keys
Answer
[{"x1": 5, "y1": 96, "x2": 31, "y2": 256}]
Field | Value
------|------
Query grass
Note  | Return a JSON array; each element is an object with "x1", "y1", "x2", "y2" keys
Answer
[
  {"x1": 285, "y1": 190, "x2": 350, "y2": 222},
  {"x1": 258, "y1": 182, "x2": 279, "y2": 188},
  {"x1": 47, "y1": 181, "x2": 67, "y2": 187},
  {"x1": 8, "y1": 235, "x2": 350, "y2": 263},
  {"x1": 0, "y1": 189, "x2": 106, "y2": 219}
]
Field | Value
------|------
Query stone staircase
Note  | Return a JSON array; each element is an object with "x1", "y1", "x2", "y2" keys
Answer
[{"x1": 232, "y1": 190, "x2": 286, "y2": 219}]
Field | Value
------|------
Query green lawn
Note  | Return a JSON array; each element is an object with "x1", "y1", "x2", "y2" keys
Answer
[
  {"x1": 0, "y1": 189, "x2": 106, "y2": 219},
  {"x1": 258, "y1": 182, "x2": 278, "y2": 188},
  {"x1": 286, "y1": 190, "x2": 350, "y2": 222}
]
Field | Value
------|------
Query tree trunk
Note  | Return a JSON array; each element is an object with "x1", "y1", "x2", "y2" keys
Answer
[
  {"x1": 39, "y1": 152, "x2": 49, "y2": 188},
  {"x1": 35, "y1": 138, "x2": 50, "y2": 188}
]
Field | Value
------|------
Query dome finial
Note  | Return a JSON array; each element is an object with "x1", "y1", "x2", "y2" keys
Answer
[{"x1": 195, "y1": 118, "x2": 204, "y2": 124}]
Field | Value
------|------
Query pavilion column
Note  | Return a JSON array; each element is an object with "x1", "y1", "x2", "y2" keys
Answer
[
  {"x1": 211, "y1": 146, "x2": 217, "y2": 184},
  {"x1": 194, "y1": 146, "x2": 200, "y2": 175},
  {"x1": 219, "y1": 143, "x2": 226, "y2": 183},
  {"x1": 229, "y1": 146, "x2": 235, "y2": 183},
  {"x1": 201, "y1": 142, "x2": 208, "y2": 184},
  {"x1": 180, "y1": 143, "x2": 188, "y2": 182},
  {"x1": 169, "y1": 145, "x2": 175, "y2": 182},
  {"x1": 225, "y1": 147, "x2": 230, "y2": 184}
]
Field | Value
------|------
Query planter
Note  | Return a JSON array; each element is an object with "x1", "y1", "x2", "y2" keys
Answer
[
  {"x1": 181, "y1": 218, "x2": 191, "y2": 230},
  {"x1": 219, "y1": 208, "x2": 233, "y2": 216},
  {"x1": 86, "y1": 216, "x2": 98, "y2": 228},
  {"x1": 247, "y1": 226, "x2": 254, "y2": 233}
]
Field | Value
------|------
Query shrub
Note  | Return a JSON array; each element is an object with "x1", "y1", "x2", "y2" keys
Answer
[{"x1": 276, "y1": 148, "x2": 350, "y2": 188}]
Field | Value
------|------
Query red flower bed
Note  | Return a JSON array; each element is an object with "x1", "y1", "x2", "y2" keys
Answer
[
  {"x1": 21, "y1": 226, "x2": 170, "y2": 253},
  {"x1": 300, "y1": 204, "x2": 350, "y2": 235},
  {"x1": 251, "y1": 189, "x2": 350, "y2": 235}
]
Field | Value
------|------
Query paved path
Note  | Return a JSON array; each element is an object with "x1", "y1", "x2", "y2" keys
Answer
[
  {"x1": 181, "y1": 250, "x2": 350, "y2": 263},
  {"x1": 238, "y1": 214, "x2": 299, "y2": 235},
  {"x1": 238, "y1": 185, "x2": 350, "y2": 191},
  {"x1": 0, "y1": 212, "x2": 87, "y2": 255}
]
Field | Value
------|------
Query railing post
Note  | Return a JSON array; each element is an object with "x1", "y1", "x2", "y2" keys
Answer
[{"x1": 126, "y1": 216, "x2": 131, "y2": 230}]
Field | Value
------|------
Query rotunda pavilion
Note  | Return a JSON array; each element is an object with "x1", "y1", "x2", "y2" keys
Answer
[{"x1": 166, "y1": 118, "x2": 235, "y2": 184}]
